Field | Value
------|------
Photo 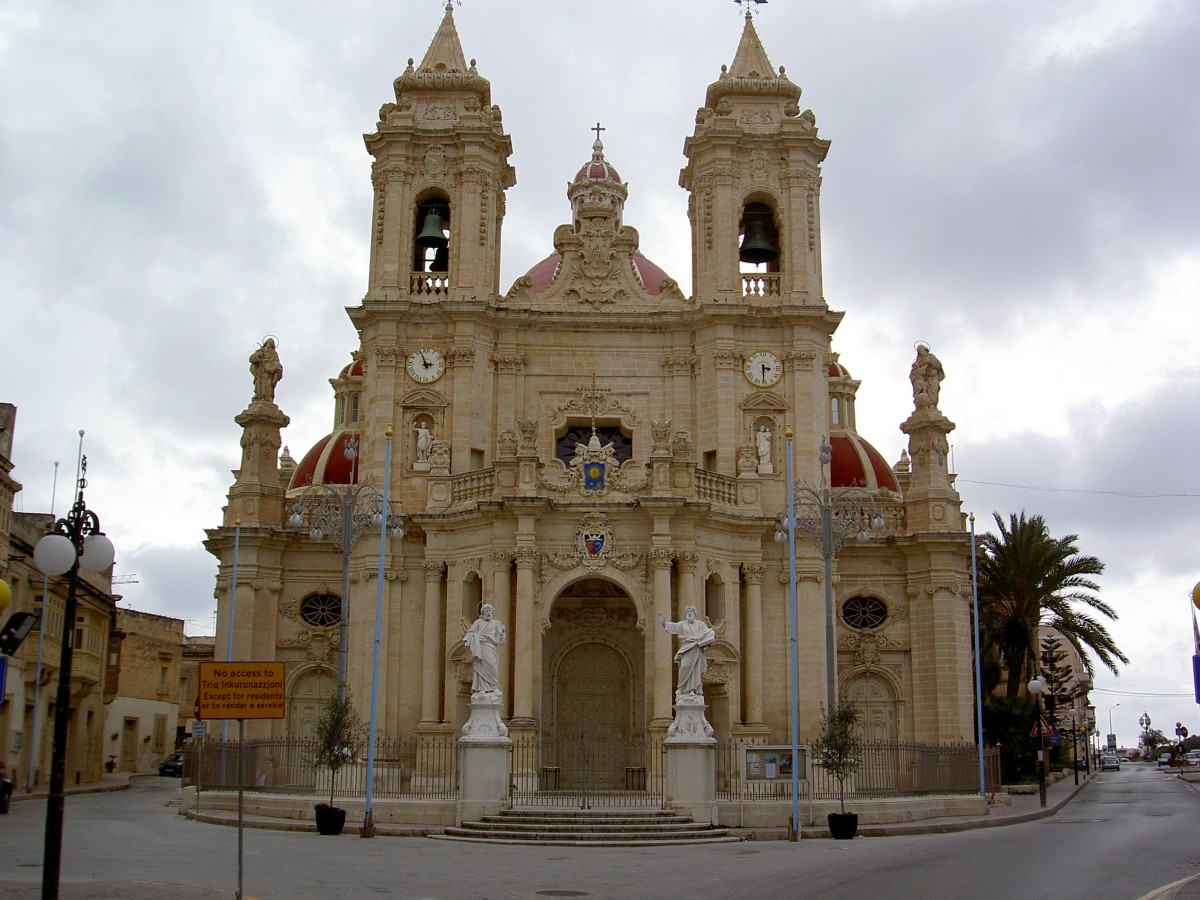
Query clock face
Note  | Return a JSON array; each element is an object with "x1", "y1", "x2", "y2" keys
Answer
[
  {"x1": 744, "y1": 351, "x2": 782, "y2": 387},
  {"x1": 406, "y1": 348, "x2": 445, "y2": 383}
]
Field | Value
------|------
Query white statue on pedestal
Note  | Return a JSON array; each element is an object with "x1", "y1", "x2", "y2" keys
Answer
[
  {"x1": 463, "y1": 603, "x2": 506, "y2": 695},
  {"x1": 659, "y1": 605, "x2": 717, "y2": 699},
  {"x1": 755, "y1": 424, "x2": 773, "y2": 474}
]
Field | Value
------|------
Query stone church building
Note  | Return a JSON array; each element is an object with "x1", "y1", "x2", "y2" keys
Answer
[{"x1": 206, "y1": 8, "x2": 974, "y2": 758}]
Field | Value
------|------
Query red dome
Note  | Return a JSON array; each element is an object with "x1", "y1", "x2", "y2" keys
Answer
[
  {"x1": 574, "y1": 139, "x2": 621, "y2": 183},
  {"x1": 288, "y1": 430, "x2": 360, "y2": 491},
  {"x1": 828, "y1": 360, "x2": 852, "y2": 378},
  {"x1": 519, "y1": 252, "x2": 671, "y2": 296},
  {"x1": 830, "y1": 434, "x2": 899, "y2": 492},
  {"x1": 338, "y1": 358, "x2": 364, "y2": 379}
]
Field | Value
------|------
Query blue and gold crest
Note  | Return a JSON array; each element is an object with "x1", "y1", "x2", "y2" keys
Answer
[{"x1": 584, "y1": 461, "x2": 605, "y2": 491}]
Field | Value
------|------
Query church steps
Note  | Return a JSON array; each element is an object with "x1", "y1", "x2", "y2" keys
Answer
[{"x1": 430, "y1": 808, "x2": 738, "y2": 845}]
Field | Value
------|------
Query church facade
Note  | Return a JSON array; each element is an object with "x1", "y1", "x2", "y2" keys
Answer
[{"x1": 206, "y1": 9, "x2": 975, "y2": 757}]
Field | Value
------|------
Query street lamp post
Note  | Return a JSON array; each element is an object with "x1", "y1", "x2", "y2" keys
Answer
[
  {"x1": 288, "y1": 437, "x2": 395, "y2": 697},
  {"x1": 33, "y1": 449, "x2": 115, "y2": 900},
  {"x1": 1027, "y1": 675, "x2": 1047, "y2": 808},
  {"x1": 1107, "y1": 702, "x2": 1120, "y2": 753},
  {"x1": 1075, "y1": 710, "x2": 1084, "y2": 787},
  {"x1": 774, "y1": 432, "x2": 887, "y2": 715}
]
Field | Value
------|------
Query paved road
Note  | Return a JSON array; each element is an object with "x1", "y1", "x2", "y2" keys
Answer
[{"x1": 1, "y1": 767, "x2": 1197, "y2": 899}]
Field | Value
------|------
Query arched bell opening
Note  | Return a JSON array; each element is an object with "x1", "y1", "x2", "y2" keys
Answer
[
  {"x1": 738, "y1": 199, "x2": 781, "y2": 274},
  {"x1": 412, "y1": 193, "x2": 452, "y2": 274}
]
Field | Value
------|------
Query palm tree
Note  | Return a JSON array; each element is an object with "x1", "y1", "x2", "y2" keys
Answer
[{"x1": 978, "y1": 511, "x2": 1128, "y2": 699}]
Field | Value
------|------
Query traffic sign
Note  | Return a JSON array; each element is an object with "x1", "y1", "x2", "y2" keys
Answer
[
  {"x1": 192, "y1": 721, "x2": 206, "y2": 741},
  {"x1": 1030, "y1": 717, "x2": 1054, "y2": 737}
]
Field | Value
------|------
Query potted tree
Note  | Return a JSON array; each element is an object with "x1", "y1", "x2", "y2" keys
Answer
[
  {"x1": 813, "y1": 701, "x2": 864, "y2": 839},
  {"x1": 311, "y1": 690, "x2": 363, "y2": 836}
]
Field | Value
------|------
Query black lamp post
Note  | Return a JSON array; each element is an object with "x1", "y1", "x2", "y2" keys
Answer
[
  {"x1": 1068, "y1": 706, "x2": 1080, "y2": 785},
  {"x1": 33, "y1": 452, "x2": 114, "y2": 900},
  {"x1": 1027, "y1": 675, "x2": 1047, "y2": 808}
]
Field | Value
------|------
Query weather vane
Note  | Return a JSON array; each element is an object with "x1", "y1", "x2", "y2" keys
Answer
[{"x1": 734, "y1": 0, "x2": 768, "y2": 14}]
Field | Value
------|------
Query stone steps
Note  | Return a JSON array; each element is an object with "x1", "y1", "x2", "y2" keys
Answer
[{"x1": 430, "y1": 808, "x2": 739, "y2": 846}]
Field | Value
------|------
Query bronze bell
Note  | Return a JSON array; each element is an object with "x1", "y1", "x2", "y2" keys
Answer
[
  {"x1": 739, "y1": 218, "x2": 779, "y2": 264},
  {"x1": 415, "y1": 209, "x2": 448, "y2": 249}
]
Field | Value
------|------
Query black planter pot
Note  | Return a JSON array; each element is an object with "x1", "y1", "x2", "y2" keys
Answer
[
  {"x1": 314, "y1": 804, "x2": 347, "y2": 836},
  {"x1": 827, "y1": 812, "x2": 858, "y2": 840}
]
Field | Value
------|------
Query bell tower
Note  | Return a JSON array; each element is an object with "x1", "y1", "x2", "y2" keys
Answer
[
  {"x1": 680, "y1": 10, "x2": 830, "y2": 306},
  {"x1": 364, "y1": 3, "x2": 516, "y2": 302}
]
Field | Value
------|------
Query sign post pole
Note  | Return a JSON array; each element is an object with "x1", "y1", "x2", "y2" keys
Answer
[{"x1": 197, "y1": 661, "x2": 285, "y2": 900}]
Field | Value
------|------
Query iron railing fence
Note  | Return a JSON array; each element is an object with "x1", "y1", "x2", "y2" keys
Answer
[
  {"x1": 184, "y1": 736, "x2": 999, "y2": 805},
  {"x1": 185, "y1": 736, "x2": 459, "y2": 800},
  {"x1": 508, "y1": 731, "x2": 666, "y2": 809},
  {"x1": 716, "y1": 739, "x2": 1002, "y2": 801}
]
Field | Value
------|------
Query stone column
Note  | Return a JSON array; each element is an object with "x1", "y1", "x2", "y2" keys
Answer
[
  {"x1": 490, "y1": 550, "x2": 513, "y2": 716},
  {"x1": 442, "y1": 566, "x2": 464, "y2": 726},
  {"x1": 741, "y1": 564, "x2": 766, "y2": 726},
  {"x1": 419, "y1": 562, "x2": 444, "y2": 726},
  {"x1": 511, "y1": 546, "x2": 538, "y2": 727},
  {"x1": 677, "y1": 552, "x2": 699, "y2": 619},
  {"x1": 649, "y1": 548, "x2": 675, "y2": 729}
]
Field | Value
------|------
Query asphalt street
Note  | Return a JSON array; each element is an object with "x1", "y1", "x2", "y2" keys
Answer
[{"x1": 0, "y1": 767, "x2": 1197, "y2": 899}]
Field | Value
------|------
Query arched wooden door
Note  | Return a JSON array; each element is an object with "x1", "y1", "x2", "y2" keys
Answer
[
  {"x1": 844, "y1": 674, "x2": 902, "y2": 792},
  {"x1": 845, "y1": 675, "x2": 899, "y2": 742},
  {"x1": 554, "y1": 643, "x2": 631, "y2": 789},
  {"x1": 288, "y1": 670, "x2": 337, "y2": 740}
]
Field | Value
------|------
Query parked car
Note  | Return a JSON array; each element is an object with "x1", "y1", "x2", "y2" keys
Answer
[
  {"x1": 1157, "y1": 753, "x2": 1173, "y2": 768},
  {"x1": 158, "y1": 753, "x2": 184, "y2": 777},
  {"x1": 1100, "y1": 754, "x2": 1120, "y2": 771},
  {"x1": 1185, "y1": 750, "x2": 1200, "y2": 766}
]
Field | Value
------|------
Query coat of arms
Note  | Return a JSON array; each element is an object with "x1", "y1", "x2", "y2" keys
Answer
[{"x1": 576, "y1": 514, "x2": 613, "y2": 566}]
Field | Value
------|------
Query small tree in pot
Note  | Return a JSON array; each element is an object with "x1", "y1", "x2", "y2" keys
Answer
[
  {"x1": 813, "y1": 701, "x2": 863, "y2": 839},
  {"x1": 311, "y1": 690, "x2": 364, "y2": 836}
]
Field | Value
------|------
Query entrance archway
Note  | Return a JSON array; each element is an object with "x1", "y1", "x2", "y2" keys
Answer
[
  {"x1": 288, "y1": 669, "x2": 337, "y2": 740},
  {"x1": 543, "y1": 578, "x2": 644, "y2": 789}
]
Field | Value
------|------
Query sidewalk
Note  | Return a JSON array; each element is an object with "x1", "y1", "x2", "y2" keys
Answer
[{"x1": 8, "y1": 771, "x2": 135, "y2": 803}]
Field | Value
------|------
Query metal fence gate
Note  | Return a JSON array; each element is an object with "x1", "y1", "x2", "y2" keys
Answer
[{"x1": 509, "y1": 728, "x2": 665, "y2": 809}]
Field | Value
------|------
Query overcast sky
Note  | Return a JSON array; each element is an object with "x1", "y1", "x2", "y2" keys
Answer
[{"x1": 3, "y1": 0, "x2": 1197, "y2": 746}]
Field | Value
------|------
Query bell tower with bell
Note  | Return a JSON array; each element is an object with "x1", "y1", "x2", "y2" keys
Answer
[
  {"x1": 680, "y1": 8, "x2": 831, "y2": 306},
  {"x1": 364, "y1": 3, "x2": 515, "y2": 302}
]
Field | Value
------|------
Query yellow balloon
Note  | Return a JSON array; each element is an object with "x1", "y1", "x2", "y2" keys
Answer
[
  {"x1": 1194, "y1": 581, "x2": 1200, "y2": 611},
  {"x1": 0, "y1": 578, "x2": 10, "y2": 614}
]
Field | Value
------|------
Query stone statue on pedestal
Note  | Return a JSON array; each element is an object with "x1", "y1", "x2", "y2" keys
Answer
[
  {"x1": 463, "y1": 603, "x2": 506, "y2": 695},
  {"x1": 659, "y1": 605, "x2": 717, "y2": 699}
]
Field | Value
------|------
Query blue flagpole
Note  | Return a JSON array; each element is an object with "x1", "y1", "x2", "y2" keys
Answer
[
  {"x1": 785, "y1": 428, "x2": 800, "y2": 840},
  {"x1": 364, "y1": 425, "x2": 395, "y2": 837}
]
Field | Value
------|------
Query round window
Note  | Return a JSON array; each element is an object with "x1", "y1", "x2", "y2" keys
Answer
[
  {"x1": 842, "y1": 595, "x2": 887, "y2": 630},
  {"x1": 300, "y1": 593, "x2": 340, "y2": 628}
]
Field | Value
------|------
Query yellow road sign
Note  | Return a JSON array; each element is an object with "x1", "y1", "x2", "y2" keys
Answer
[{"x1": 198, "y1": 661, "x2": 285, "y2": 720}]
